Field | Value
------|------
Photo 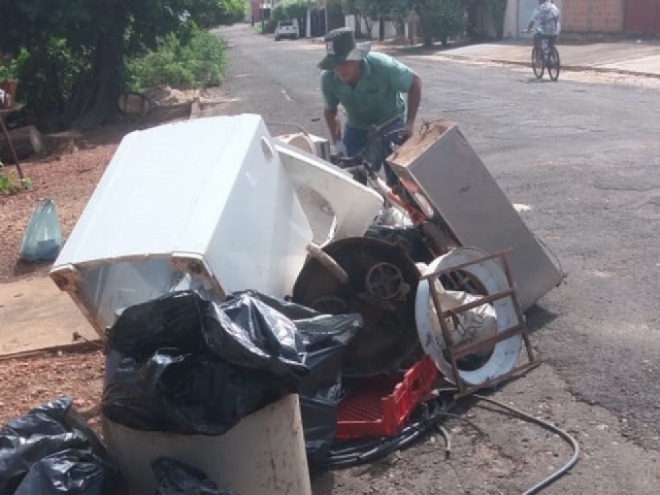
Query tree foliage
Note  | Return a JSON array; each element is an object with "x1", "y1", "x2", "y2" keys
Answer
[
  {"x1": 188, "y1": 0, "x2": 246, "y2": 29},
  {"x1": 0, "y1": 0, "x2": 243, "y2": 130},
  {"x1": 340, "y1": 0, "x2": 468, "y2": 46},
  {"x1": 125, "y1": 29, "x2": 227, "y2": 91},
  {"x1": 273, "y1": 0, "x2": 307, "y2": 21},
  {"x1": 466, "y1": 0, "x2": 507, "y2": 40},
  {"x1": 410, "y1": 0, "x2": 465, "y2": 46}
]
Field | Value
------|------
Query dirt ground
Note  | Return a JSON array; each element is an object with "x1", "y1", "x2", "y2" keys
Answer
[{"x1": 0, "y1": 87, "x2": 208, "y2": 284}]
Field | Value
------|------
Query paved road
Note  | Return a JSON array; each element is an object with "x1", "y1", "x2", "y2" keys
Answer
[{"x1": 210, "y1": 24, "x2": 659, "y2": 493}]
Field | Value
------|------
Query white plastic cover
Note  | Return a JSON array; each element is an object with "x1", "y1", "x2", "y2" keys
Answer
[
  {"x1": 51, "y1": 114, "x2": 314, "y2": 333},
  {"x1": 274, "y1": 139, "x2": 383, "y2": 245}
]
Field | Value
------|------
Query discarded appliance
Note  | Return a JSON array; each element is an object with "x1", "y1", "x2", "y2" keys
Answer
[
  {"x1": 104, "y1": 394, "x2": 311, "y2": 495},
  {"x1": 389, "y1": 121, "x2": 562, "y2": 310},
  {"x1": 293, "y1": 236, "x2": 421, "y2": 377},
  {"x1": 274, "y1": 139, "x2": 383, "y2": 246},
  {"x1": 275, "y1": 131, "x2": 331, "y2": 161},
  {"x1": 49, "y1": 114, "x2": 379, "y2": 337},
  {"x1": 416, "y1": 248, "x2": 537, "y2": 395}
]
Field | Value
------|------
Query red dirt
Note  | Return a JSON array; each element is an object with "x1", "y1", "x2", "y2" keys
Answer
[{"x1": 0, "y1": 349, "x2": 105, "y2": 431}]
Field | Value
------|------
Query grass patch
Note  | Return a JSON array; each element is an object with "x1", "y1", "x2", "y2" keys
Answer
[{"x1": 125, "y1": 29, "x2": 227, "y2": 91}]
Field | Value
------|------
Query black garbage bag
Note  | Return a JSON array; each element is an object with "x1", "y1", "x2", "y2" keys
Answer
[
  {"x1": 152, "y1": 458, "x2": 240, "y2": 495},
  {"x1": 104, "y1": 291, "x2": 361, "y2": 446},
  {"x1": 103, "y1": 351, "x2": 290, "y2": 435},
  {"x1": 0, "y1": 398, "x2": 115, "y2": 495},
  {"x1": 106, "y1": 292, "x2": 208, "y2": 363},
  {"x1": 108, "y1": 291, "x2": 308, "y2": 380},
  {"x1": 13, "y1": 449, "x2": 109, "y2": 495},
  {"x1": 2, "y1": 397, "x2": 78, "y2": 438}
]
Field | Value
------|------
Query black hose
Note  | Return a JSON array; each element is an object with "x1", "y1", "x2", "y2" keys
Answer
[{"x1": 474, "y1": 394, "x2": 580, "y2": 495}]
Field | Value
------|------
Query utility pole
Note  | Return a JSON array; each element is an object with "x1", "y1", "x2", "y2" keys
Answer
[{"x1": 306, "y1": 0, "x2": 312, "y2": 38}]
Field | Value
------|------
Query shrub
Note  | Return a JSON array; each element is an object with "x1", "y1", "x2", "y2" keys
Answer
[
  {"x1": 0, "y1": 160, "x2": 30, "y2": 195},
  {"x1": 0, "y1": 40, "x2": 89, "y2": 116},
  {"x1": 418, "y1": 0, "x2": 466, "y2": 46},
  {"x1": 263, "y1": 18, "x2": 278, "y2": 34},
  {"x1": 125, "y1": 29, "x2": 227, "y2": 90}
]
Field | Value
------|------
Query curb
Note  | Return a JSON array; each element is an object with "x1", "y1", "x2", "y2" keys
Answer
[
  {"x1": 0, "y1": 339, "x2": 103, "y2": 362},
  {"x1": 438, "y1": 53, "x2": 660, "y2": 79}
]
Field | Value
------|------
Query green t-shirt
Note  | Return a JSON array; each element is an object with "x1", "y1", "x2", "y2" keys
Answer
[{"x1": 321, "y1": 52, "x2": 414, "y2": 129}]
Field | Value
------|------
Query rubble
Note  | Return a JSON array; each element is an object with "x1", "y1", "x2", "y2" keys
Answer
[{"x1": 4, "y1": 113, "x2": 575, "y2": 495}]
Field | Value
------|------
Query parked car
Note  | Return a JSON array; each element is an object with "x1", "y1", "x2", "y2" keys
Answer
[{"x1": 275, "y1": 20, "x2": 299, "y2": 41}]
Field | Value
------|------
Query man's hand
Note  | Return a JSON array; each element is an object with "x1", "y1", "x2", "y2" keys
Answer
[{"x1": 400, "y1": 122, "x2": 414, "y2": 139}]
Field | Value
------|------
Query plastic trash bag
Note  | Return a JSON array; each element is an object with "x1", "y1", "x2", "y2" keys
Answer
[
  {"x1": 0, "y1": 397, "x2": 115, "y2": 495},
  {"x1": 13, "y1": 449, "x2": 108, "y2": 495},
  {"x1": 153, "y1": 458, "x2": 240, "y2": 495},
  {"x1": 18, "y1": 199, "x2": 62, "y2": 262},
  {"x1": 103, "y1": 351, "x2": 290, "y2": 435},
  {"x1": 103, "y1": 291, "x2": 361, "y2": 446}
]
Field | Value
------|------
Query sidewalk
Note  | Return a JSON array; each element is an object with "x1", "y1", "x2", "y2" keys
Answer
[
  {"x1": 400, "y1": 39, "x2": 660, "y2": 78},
  {"x1": 0, "y1": 277, "x2": 98, "y2": 357}
]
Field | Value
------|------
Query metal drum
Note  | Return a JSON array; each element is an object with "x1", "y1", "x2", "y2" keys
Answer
[{"x1": 292, "y1": 237, "x2": 421, "y2": 377}]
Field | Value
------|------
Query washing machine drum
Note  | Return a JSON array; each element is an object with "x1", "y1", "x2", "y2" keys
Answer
[{"x1": 292, "y1": 237, "x2": 422, "y2": 377}]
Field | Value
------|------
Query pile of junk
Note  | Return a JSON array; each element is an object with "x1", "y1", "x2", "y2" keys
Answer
[{"x1": 1, "y1": 114, "x2": 571, "y2": 495}]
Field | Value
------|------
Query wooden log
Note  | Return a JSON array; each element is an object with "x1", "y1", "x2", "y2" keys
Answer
[{"x1": 0, "y1": 125, "x2": 44, "y2": 163}]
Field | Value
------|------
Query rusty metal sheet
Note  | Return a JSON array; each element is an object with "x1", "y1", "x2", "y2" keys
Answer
[{"x1": 388, "y1": 121, "x2": 562, "y2": 310}]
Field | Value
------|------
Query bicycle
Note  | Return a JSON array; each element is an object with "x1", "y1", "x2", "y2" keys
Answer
[{"x1": 530, "y1": 33, "x2": 561, "y2": 81}]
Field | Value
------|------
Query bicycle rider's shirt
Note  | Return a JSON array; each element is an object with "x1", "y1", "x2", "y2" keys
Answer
[
  {"x1": 531, "y1": 3, "x2": 560, "y2": 36},
  {"x1": 321, "y1": 52, "x2": 414, "y2": 130}
]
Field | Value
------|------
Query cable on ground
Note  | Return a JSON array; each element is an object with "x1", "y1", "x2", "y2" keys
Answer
[{"x1": 473, "y1": 394, "x2": 580, "y2": 495}]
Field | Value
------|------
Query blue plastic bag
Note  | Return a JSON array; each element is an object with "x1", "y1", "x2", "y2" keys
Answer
[{"x1": 18, "y1": 199, "x2": 62, "y2": 262}]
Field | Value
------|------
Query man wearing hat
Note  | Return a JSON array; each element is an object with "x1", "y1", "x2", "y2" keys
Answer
[{"x1": 318, "y1": 27, "x2": 422, "y2": 186}]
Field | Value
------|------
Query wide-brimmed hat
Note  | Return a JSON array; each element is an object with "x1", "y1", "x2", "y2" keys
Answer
[{"x1": 317, "y1": 27, "x2": 371, "y2": 70}]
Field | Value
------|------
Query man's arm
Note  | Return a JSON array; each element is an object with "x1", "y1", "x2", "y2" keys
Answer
[
  {"x1": 403, "y1": 73, "x2": 422, "y2": 138},
  {"x1": 324, "y1": 107, "x2": 342, "y2": 143}
]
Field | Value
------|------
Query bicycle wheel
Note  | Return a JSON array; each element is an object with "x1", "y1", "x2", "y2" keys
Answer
[
  {"x1": 547, "y1": 46, "x2": 561, "y2": 81},
  {"x1": 531, "y1": 46, "x2": 544, "y2": 79}
]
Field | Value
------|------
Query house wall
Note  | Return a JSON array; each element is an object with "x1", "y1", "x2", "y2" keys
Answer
[
  {"x1": 562, "y1": 0, "x2": 624, "y2": 32},
  {"x1": 503, "y1": 0, "x2": 519, "y2": 38},
  {"x1": 345, "y1": 15, "x2": 397, "y2": 39}
]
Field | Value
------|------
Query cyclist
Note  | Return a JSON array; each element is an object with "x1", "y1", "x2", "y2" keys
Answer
[
  {"x1": 318, "y1": 27, "x2": 422, "y2": 186},
  {"x1": 524, "y1": 0, "x2": 560, "y2": 62}
]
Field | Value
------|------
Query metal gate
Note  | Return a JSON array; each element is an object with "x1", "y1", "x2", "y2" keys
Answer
[
  {"x1": 518, "y1": 0, "x2": 538, "y2": 36},
  {"x1": 625, "y1": 0, "x2": 660, "y2": 34}
]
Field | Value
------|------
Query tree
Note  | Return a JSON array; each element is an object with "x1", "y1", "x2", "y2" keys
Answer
[
  {"x1": 0, "y1": 0, "x2": 243, "y2": 130},
  {"x1": 343, "y1": 0, "x2": 412, "y2": 40},
  {"x1": 341, "y1": 0, "x2": 362, "y2": 38},
  {"x1": 273, "y1": 0, "x2": 309, "y2": 35},
  {"x1": 412, "y1": 0, "x2": 465, "y2": 46},
  {"x1": 381, "y1": 0, "x2": 414, "y2": 38},
  {"x1": 466, "y1": 0, "x2": 507, "y2": 41},
  {"x1": 355, "y1": 0, "x2": 379, "y2": 38}
]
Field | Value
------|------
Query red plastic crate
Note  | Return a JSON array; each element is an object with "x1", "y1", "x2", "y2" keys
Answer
[{"x1": 336, "y1": 355, "x2": 438, "y2": 439}]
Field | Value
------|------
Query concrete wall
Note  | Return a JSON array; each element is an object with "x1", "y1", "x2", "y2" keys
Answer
[
  {"x1": 562, "y1": 0, "x2": 624, "y2": 33},
  {"x1": 503, "y1": 0, "x2": 519, "y2": 38}
]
